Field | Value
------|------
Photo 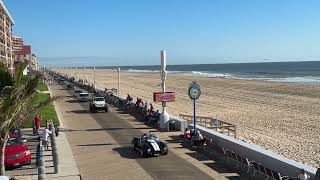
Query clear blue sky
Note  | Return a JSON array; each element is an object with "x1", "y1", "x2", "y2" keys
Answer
[{"x1": 5, "y1": 0, "x2": 320, "y2": 66}]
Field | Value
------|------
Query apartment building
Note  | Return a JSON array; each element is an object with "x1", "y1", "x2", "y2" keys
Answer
[
  {"x1": 0, "y1": 0, "x2": 14, "y2": 73},
  {"x1": 12, "y1": 35, "x2": 23, "y2": 61}
]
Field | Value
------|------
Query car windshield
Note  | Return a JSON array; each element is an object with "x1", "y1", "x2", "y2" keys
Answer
[
  {"x1": 80, "y1": 93, "x2": 89, "y2": 97},
  {"x1": 144, "y1": 134, "x2": 159, "y2": 141},
  {"x1": 94, "y1": 97, "x2": 104, "y2": 101},
  {"x1": 6, "y1": 138, "x2": 22, "y2": 147},
  {"x1": 75, "y1": 90, "x2": 82, "y2": 93}
]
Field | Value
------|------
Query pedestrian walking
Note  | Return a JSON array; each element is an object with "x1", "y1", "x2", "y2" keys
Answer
[
  {"x1": 34, "y1": 114, "x2": 41, "y2": 135},
  {"x1": 42, "y1": 127, "x2": 52, "y2": 151},
  {"x1": 32, "y1": 117, "x2": 36, "y2": 135}
]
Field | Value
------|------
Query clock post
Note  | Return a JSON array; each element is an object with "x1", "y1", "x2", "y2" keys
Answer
[
  {"x1": 193, "y1": 98, "x2": 196, "y2": 132},
  {"x1": 188, "y1": 81, "x2": 201, "y2": 133}
]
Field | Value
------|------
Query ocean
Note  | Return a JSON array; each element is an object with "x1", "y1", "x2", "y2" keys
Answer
[{"x1": 97, "y1": 61, "x2": 320, "y2": 84}]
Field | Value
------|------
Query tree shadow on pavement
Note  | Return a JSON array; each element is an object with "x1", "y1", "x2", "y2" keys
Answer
[
  {"x1": 66, "y1": 110, "x2": 89, "y2": 114},
  {"x1": 77, "y1": 143, "x2": 114, "y2": 147},
  {"x1": 65, "y1": 99, "x2": 79, "y2": 103},
  {"x1": 61, "y1": 127, "x2": 153, "y2": 132},
  {"x1": 113, "y1": 146, "x2": 141, "y2": 159}
]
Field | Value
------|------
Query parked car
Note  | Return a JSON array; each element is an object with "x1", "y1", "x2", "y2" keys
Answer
[
  {"x1": 59, "y1": 80, "x2": 66, "y2": 85},
  {"x1": 90, "y1": 97, "x2": 108, "y2": 112},
  {"x1": 65, "y1": 83, "x2": 74, "y2": 90},
  {"x1": 5, "y1": 138, "x2": 32, "y2": 168},
  {"x1": 78, "y1": 92, "x2": 91, "y2": 102},
  {"x1": 74, "y1": 89, "x2": 83, "y2": 97},
  {"x1": 9, "y1": 128, "x2": 26, "y2": 143},
  {"x1": 132, "y1": 134, "x2": 168, "y2": 157}
]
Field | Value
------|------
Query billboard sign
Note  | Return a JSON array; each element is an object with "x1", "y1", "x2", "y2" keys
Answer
[{"x1": 153, "y1": 92, "x2": 175, "y2": 102}]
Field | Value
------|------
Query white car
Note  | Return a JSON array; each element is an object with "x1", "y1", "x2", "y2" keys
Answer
[
  {"x1": 74, "y1": 89, "x2": 83, "y2": 97},
  {"x1": 78, "y1": 92, "x2": 91, "y2": 102},
  {"x1": 90, "y1": 97, "x2": 108, "y2": 112}
]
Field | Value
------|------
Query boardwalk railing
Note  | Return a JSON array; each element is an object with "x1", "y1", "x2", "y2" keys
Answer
[{"x1": 179, "y1": 114, "x2": 237, "y2": 138}]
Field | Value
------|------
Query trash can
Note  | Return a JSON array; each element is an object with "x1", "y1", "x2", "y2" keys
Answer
[{"x1": 169, "y1": 121, "x2": 176, "y2": 131}]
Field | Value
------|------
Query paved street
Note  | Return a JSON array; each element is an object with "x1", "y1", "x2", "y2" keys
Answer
[{"x1": 50, "y1": 82, "x2": 226, "y2": 180}]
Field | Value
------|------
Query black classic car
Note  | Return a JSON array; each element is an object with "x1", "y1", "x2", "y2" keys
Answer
[{"x1": 132, "y1": 134, "x2": 168, "y2": 157}]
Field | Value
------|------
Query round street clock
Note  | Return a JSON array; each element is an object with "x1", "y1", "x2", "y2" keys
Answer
[{"x1": 188, "y1": 81, "x2": 201, "y2": 99}]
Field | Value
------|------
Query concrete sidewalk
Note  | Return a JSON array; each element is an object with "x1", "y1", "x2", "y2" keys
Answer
[{"x1": 43, "y1": 131, "x2": 81, "y2": 180}]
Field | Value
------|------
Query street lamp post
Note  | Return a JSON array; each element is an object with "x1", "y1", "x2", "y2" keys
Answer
[
  {"x1": 75, "y1": 66, "x2": 77, "y2": 80},
  {"x1": 93, "y1": 66, "x2": 96, "y2": 90},
  {"x1": 160, "y1": 50, "x2": 170, "y2": 131},
  {"x1": 83, "y1": 66, "x2": 85, "y2": 83},
  {"x1": 117, "y1": 67, "x2": 120, "y2": 96}
]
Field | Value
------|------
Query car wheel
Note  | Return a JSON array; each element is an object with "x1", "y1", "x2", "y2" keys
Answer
[
  {"x1": 105, "y1": 107, "x2": 108, "y2": 112},
  {"x1": 142, "y1": 146, "x2": 148, "y2": 158}
]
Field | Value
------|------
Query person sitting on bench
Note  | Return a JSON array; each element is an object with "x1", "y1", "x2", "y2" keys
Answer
[
  {"x1": 154, "y1": 110, "x2": 160, "y2": 123},
  {"x1": 194, "y1": 131, "x2": 205, "y2": 146},
  {"x1": 184, "y1": 128, "x2": 191, "y2": 140},
  {"x1": 297, "y1": 169, "x2": 310, "y2": 180}
]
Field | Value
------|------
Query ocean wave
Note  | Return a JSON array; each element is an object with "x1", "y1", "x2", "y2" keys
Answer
[
  {"x1": 127, "y1": 69, "x2": 231, "y2": 78},
  {"x1": 236, "y1": 76, "x2": 320, "y2": 84},
  {"x1": 127, "y1": 69, "x2": 160, "y2": 73},
  {"x1": 187, "y1": 71, "x2": 231, "y2": 78},
  {"x1": 125, "y1": 68, "x2": 320, "y2": 83}
]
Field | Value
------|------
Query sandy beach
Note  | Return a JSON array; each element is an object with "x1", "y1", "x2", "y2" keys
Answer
[{"x1": 55, "y1": 68, "x2": 320, "y2": 168}]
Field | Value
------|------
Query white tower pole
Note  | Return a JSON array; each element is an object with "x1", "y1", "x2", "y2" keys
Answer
[{"x1": 160, "y1": 50, "x2": 170, "y2": 131}]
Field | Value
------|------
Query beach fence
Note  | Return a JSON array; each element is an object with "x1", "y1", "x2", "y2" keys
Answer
[{"x1": 179, "y1": 114, "x2": 237, "y2": 138}]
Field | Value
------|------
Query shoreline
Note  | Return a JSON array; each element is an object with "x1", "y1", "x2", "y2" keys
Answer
[{"x1": 55, "y1": 68, "x2": 320, "y2": 168}]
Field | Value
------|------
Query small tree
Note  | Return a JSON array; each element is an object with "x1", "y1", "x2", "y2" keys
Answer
[{"x1": 0, "y1": 63, "x2": 49, "y2": 175}]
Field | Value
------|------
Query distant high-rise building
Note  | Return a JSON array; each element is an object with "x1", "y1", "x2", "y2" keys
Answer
[
  {"x1": 31, "y1": 54, "x2": 38, "y2": 70},
  {"x1": 0, "y1": 0, "x2": 14, "y2": 73},
  {"x1": 12, "y1": 36, "x2": 23, "y2": 61},
  {"x1": 13, "y1": 36, "x2": 35, "y2": 72}
]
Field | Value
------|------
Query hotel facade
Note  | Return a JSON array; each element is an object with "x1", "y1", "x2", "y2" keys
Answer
[{"x1": 0, "y1": 0, "x2": 14, "y2": 73}]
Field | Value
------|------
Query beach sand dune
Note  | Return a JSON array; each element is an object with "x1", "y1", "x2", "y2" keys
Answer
[{"x1": 56, "y1": 69, "x2": 320, "y2": 168}]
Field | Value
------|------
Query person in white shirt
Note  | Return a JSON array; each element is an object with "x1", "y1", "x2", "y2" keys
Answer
[
  {"x1": 297, "y1": 169, "x2": 310, "y2": 180},
  {"x1": 42, "y1": 127, "x2": 52, "y2": 151}
]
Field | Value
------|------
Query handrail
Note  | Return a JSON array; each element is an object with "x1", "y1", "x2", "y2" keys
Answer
[{"x1": 179, "y1": 114, "x2": 237, "y2": 138}]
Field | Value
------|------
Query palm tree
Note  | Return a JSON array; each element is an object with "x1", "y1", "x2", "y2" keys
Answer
[{"x1": 0, "y1": 63, "x2": 49, "y2": 175}]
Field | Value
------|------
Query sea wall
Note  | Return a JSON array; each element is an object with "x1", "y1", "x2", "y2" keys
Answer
[{"x1": 188, "y1": 124, "x2": 317, "y2": 178}]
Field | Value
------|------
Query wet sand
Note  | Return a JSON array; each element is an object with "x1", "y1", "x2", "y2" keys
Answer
[{"x1": 55, "y1": 68, "x2": 320, "y2": 168}]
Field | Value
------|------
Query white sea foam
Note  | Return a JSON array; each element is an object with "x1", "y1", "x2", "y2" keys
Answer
[
  {"x1": 182, "y1": 71, "x2": 231, "y2": 78},
  {"x1": 127, "y1": 69, "x2": 160, "y2": 73},
  {"x1": 126, "y1": 69, "x2": 231, "y2": 78},
  {"x1": 235, "y1": 76, "x2": 320, "y2": 84},
  {"x1": 126, "y1": 69, "x2": 320, "y2": 84}
]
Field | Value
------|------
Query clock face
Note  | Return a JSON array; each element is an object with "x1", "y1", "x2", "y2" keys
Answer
[{"x1": 189, "y1": 87, "x2": 201, "y2": 99}]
